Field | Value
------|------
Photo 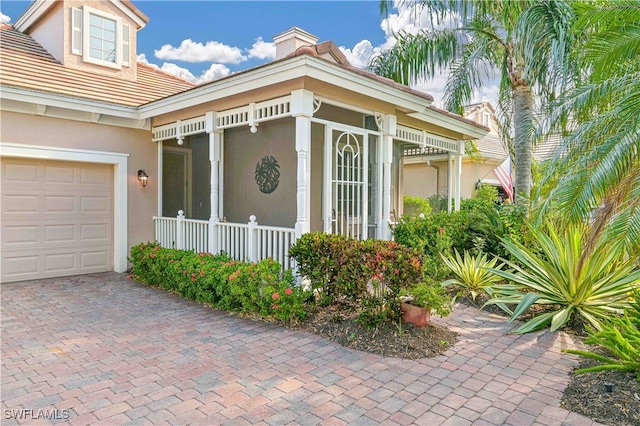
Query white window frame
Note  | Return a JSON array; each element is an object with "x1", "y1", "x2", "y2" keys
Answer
[
  {"x1": 72, "y1": 6, "x2": 131, "y2": 70},
  {"x1": 482, "y1": 111, "x2": 491, "y2": 127}
]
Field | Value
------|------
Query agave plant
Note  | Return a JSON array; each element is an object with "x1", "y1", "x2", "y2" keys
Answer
[
  {"x1": 485, "y1": 222, "x2": 640, "y2": 334},
  {"x1": 441, "y1": 250, "x2": 504, "y2": 303}
]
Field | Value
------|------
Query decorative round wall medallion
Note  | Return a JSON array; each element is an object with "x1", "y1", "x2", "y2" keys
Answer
[{"x1": 255, "y1": 155, "x2": 280, "y2": 194}]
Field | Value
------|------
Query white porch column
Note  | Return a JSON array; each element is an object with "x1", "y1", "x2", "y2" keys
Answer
[
  {"x1": 447, "y1": 152, "x2": 453, "y2": 213},
  {"x1": 291, "y1": 89, "x2": 314, "y2": 238},
  {"x1": 454, "y1": 142, "x2": 463, "y2": 211},
  {"x1": 206, "y1": 111, "x2": 222, "y2": 253},
  {"x1": 380, "y1": 114, "x2": 396, "y2": 240}
]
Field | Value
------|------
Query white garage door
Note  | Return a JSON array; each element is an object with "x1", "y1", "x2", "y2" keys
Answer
[{"x1": 1, "y1": 158, "x2": 114, "y2": 283}]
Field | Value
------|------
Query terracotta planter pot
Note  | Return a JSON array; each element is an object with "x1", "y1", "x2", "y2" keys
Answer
[{"x1": 400, "y1": 302, "x2": 431, "y2": 327}]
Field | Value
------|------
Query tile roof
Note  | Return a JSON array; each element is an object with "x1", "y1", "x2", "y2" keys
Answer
[{"x1": 0, "y1": 24, "x2": 194, "y2": 107}]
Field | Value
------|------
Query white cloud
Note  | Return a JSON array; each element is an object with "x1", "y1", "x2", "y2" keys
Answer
[
  {"x1": 1, "y1": 12, "x2": 11, "y2": 24},
  {"x1": 198, "y1": 63, "x2": 231, "y2": 83},
  {"x1": 247, "y1": 37, "x2": 275, "y2": 60},
  {"x1": 339, "y1": 40, "x2": 376, "y2": 69},
  {"x1": 154, "y1": 39, "x2": 246, "y2": 64},
  {"x1": 138, "y1": 53, "x2": 229, "y2": 85}
]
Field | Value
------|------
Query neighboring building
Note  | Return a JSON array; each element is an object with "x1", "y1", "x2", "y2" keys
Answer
[
  {"x1": 403, "y1": 102, "x2": 508, "y2": 205},
  {"x1": 0, "y1": 0, "x2": 487, "y2": 283}
]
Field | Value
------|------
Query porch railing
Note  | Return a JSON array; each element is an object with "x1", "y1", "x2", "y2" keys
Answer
[
  {"x1": 153, "y1": 212, "x2": 296, "y2": 270},
  {"x1": 154, "y1": 211, "x2": 209, "y2": 253}
]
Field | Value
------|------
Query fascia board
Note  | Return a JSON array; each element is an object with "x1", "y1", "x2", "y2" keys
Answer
[
  {"x1": 139, "y1": 56, "x2": 436, "y2": 119},
  {"x1": 112, "y1": 0, "x2": 147, "y2": 28},
  {"x1": 14, "y1": 0, "x2": 54, "y2": 32},
  {"x1": 408, "y1": 109, "x2": 488, "y2": 139},
  {"x1": 1, "y1": 86, "x2": 140, "y2": 119}
]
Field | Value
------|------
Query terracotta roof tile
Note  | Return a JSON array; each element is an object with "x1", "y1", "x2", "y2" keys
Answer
[{"x1": 0, "y1": 25, "x2": 194, "y2": 106}]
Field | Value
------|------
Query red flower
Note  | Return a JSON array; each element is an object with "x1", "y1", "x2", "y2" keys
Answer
[
  {"x1": 272, "y1": 304, "x2": 280, "y2": 310},
  {"x1": 272, "y1": 293, "x2": 280, "y2": 300},
  {"x1": 200, "y1": 270, "x2": 205, "y2": 277},
  {"x1": 285, "y1": 288, "x2": 293, "y2": 295},
  {"x1": 439, "y1": 227, "x2": 446, "y2": 233}
]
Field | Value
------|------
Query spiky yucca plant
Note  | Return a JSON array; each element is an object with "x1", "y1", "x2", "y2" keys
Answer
[
  {"x1": 485, "y1": 222, "x2": 640, "y2": 334},
  {"x1": 441, "y1": 249, "x2": 503, "y2": 302}
]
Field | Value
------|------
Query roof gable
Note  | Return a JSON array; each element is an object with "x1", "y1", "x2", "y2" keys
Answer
[{"x1": 15, "y1": 0, "x2": 149, "y2": 33}]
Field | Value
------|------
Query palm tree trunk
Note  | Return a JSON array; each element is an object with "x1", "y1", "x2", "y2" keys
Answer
[{"x1": 512, "y1": 85, "x2": 534, "y2": 202}]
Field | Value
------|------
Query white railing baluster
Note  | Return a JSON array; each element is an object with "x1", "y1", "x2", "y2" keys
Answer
[{"x1": 155, "y1": 214, "x2": 296, "y2": 269}]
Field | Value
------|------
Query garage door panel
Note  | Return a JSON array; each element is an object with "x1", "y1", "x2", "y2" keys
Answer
[
  {"x1": 4, "y1": 194, "x2": 40, "y2": 214},
  {"x1": 80, "y1": 251, "x2": 111, "y2": 269},
  {"x1": 80, "y1": 196, "x2": 109, "y2": 213},
  {"x1": 45, "y1": 252, "x2": 77, "y2": 272},
  {"x1": 44, "y1": 165, "x2": 75, "y2": 184},
  {"x1": 45, "y1": 195, "x2": 77, "y2": 214},
  {"x1": 80, "y1": 167, "x2": 111, "y2": 185},
  {"x1": 80, "y1": 223, "x2": 110, "y2": 241},
  {"x1": 3, "y1": 225, "x2": 40, "y2": 246},
  {"x1": 45, "y1": 224, "x2": 77, "y2": 242},
  {"x1": 2, "y1": 162, "x2": 39, "y2": 183},
  {"x1": 1, "y1": 158, "x2": 113, "y2": 283}
]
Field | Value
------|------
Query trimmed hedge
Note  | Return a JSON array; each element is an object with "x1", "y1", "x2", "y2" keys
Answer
[{"x1": 129, "y1": 242, "x2": 310, "y2": 324}]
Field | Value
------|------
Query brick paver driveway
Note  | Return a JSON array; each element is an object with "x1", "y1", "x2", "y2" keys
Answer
[{"x1": 1, "y1": 272, "x2": 601, "y2": 425}]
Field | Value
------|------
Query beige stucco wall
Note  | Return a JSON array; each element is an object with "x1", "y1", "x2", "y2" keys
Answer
[
  {"x1": 0, "y1": 111, "x2": 157, "y2": 254},
  {"x1": 223, "y1": 118, "x2": 296, "y2": 227},
  {"x1": 403, "y1": 158, "x2": 500, "y2": 201},
  {"x1": 28, "y1": 2, "x2": 65, "y2": 63}
]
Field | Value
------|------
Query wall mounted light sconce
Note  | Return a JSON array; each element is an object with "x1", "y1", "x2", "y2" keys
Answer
[{"x1": 137, "y1": 169, "x2": 149, "y2": 187}]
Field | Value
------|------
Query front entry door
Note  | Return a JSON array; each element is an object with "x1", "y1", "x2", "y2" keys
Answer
[{"x1": 324, "y1": 126, "x2": 368, "y2": 239}]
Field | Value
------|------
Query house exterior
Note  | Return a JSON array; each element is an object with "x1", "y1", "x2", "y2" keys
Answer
[
  {"x1": 0, "y1": 0, "x2": 487, "y2": 283},
  {"x1": 403, "y1": 102, "x2": 510, "y2": 205},
  {"x1": 403, "y1": 101, "x2": 564, "y2": 207}
]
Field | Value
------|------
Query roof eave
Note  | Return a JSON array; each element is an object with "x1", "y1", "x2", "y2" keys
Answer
[
  {"x1": 1, "y1": 85, "x2": 148, "y2": 129},
  {"x1": 140, "y1": 55, "x2": 446, "y2": 128},
  {"x1": 408, "y1": 109, "x2": 489, "y2": 139}
]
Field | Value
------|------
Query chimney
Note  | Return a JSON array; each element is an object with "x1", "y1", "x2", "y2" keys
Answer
[{"x1": 273, "y1": 27, "x2": 318, "y2": 60}]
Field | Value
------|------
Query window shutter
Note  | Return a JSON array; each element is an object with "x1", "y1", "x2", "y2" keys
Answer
[
  {"x1": 71, "y1": 8, "x2": 82, "y2": 55},
  {"x1": 122, "y1": 23, "x2": 130, "y2": 66}
]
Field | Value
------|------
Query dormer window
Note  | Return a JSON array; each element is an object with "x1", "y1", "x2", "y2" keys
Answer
[
  {"x1": 481, "y1": 111, "x2": 490, "y2": 126},
  {"x1": 72, "y1": 6, "x2": 130, "y2": 69},
  {"x1": 89, "y1": 14, "x2": 117, "y2": 63}
]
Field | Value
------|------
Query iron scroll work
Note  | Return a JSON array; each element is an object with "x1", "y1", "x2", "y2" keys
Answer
[{"x1": 255, "y1": 155, "x2": 280, "y2": 194}]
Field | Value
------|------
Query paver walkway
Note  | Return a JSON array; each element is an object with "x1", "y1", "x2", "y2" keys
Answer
[{"x1": 1, "y1": 272, "x2": 602, "y2": 425}]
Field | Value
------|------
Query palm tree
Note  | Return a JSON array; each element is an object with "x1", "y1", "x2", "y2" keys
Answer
[
  {"x1": 370, "y1": 0, "x2": 576, "y2": 202},
  {"x1": 538, "y1": 0, "x2": 640, "y2": 259}
]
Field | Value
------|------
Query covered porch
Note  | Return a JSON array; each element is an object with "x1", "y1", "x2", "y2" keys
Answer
[{"x1": 150, "y1": 90, "x2": 467, "y2": 268}]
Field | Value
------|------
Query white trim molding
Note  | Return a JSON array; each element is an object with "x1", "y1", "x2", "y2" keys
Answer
[{"x1": 0, "y1": 142, "x2": 129, "y2": 273}]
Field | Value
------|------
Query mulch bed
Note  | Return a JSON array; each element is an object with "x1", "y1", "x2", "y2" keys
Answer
[
  {"x1": 291, "y1": 301, "x2": 458, "y2": 359},
  {"x1": 561, "y1": 347, "x2": 640, "y2": 426}
]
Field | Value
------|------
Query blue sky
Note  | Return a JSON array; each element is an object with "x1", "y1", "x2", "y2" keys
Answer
[{"x1": 0, "y1": 1, "x2": 498, "y2": 105}]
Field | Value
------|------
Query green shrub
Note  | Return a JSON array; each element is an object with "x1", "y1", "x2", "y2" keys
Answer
[
  {"x1": 289, "y1": 232, "x2": 423, "y2": 327},
  {"x1": 129, "y1": 243, "x2": 309, "y2": 324},
  {"x1": 474, "y1": 184, "x2": 500, "y2": 204},
  {"x1": 564, "y1": 292, "x2": 640, "y2": 381},
  {"x1": 403, "y1": 196, "x2": 432, "y2": 217},
  {"x1": 289, "y1": 233, "x2": 422, "y2": 301}
]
